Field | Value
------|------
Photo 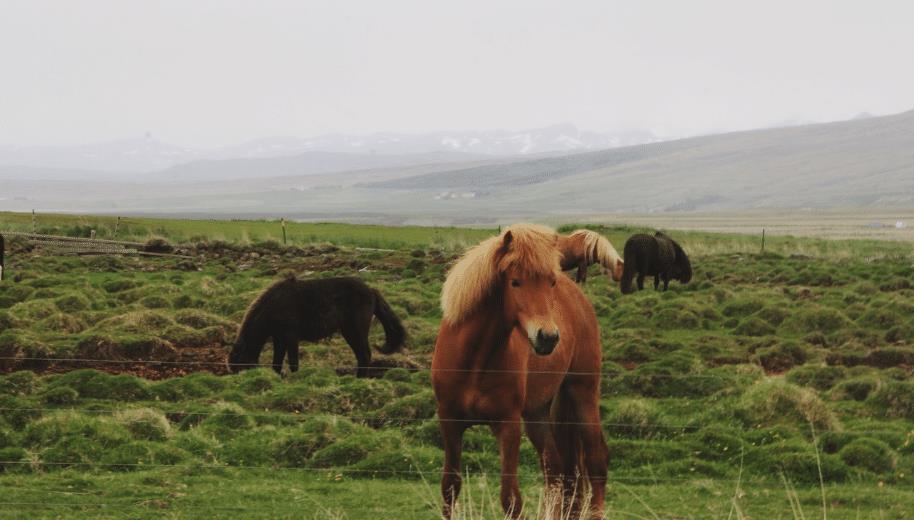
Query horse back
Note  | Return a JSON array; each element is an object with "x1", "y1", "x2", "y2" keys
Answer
[{"x1": 284, "y1": 277, "x2": 376, "y2": 341}]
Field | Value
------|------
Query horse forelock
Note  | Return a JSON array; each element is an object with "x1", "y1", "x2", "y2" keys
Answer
[{"x1": 441, "y1": 224, "x2": 560, "y2": 325}]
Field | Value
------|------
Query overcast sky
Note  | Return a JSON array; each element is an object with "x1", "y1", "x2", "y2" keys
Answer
[{"x1": 1, "y1": 0, "x2": 913, "y2": 148}]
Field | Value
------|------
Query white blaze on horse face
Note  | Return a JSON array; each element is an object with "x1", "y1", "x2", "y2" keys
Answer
[{"x1": 506, "y1": 273, "x2": 560, "y2": 354}]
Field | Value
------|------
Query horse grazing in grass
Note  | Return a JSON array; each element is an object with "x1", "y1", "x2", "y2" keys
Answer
[
  {"x1": 432, "y1": 224, "x2": 608, "y2": 519},
  {"x1": 620, "y1": 231, "x2": 692, "y2": 294},
  {"x1": 227, "y1": 275, "x2": 405, "y2": 377},
  {"x1": 558, "y1": 229, "x2": 624, "y2": 285}
]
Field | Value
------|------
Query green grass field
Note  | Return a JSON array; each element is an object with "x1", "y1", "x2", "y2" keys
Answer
[{"x1": 1, "y1": 213, "x2": 914, "y2": 518}]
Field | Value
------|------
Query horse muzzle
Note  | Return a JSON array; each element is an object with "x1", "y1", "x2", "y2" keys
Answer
[{"x1": 530, "y1": 329, "x2": 560, "y2": 356}]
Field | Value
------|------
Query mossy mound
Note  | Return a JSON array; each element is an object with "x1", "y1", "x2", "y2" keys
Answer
[
  {"x1": 164, "y1": 372, "x2": 228, "y2": 401},
  {"x1": 838, "y1": 438, "x2": 896, "y2": 474},
  {"x1": 54, "y1": 293, "x2": 92, "y2": 313},
  {"x1": 100, "y1": 441, "x2": 190, "y2": 471},
  {"x1": 753, "y1": 341, "x2": 808, "y2": 372},
  {"x1": 24, "y1": 412, "x2": 131, "y2": 469},
  {"x1": 781, "y1": 306, "x2": 852, "y2": 334},
  {"x1": 785, "y1": 365, "x2": 847, "y2": 391},
  {"x1": 603, "y1": 398, "x2": 674, "y2": 439},
  {"x1": 270, "y1": 415, "x2": 369, "y2": 467},
  {"x1": 46, "y1": 370, "x2": 152, "y2": 401},
  {"x1": 735, "y1": 380, "x2": 840, "y2": 432},
  {"x1": 75, "y1": 334, "x2": 177, "y2": 361},
  {"x1": 0, "y1": 371, "x2": 41, "y2": 396},
  {"x1": 8, "y1": 299, "x2": 58, "y2": 322},
  {"x1": 866, "y1": 381, "x2": 914, "y2": 420},
  {"x1": 199, "y1": 402, "x2": 255, "y2": 436},
  {"x1": 38, "y1": 312, "x2": 88, "y2": 334},
  {"x1": 114, "y1": 408, "x2": 172, "y2": 441},
  {"x1": 734, "y1": 317, "x2": 776, "y2": 337}
]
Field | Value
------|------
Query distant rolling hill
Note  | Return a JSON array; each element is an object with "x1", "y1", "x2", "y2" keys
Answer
[
  {"x1": 2, "y1": 110, "x2": 913, "y2": 222},
  {"x1": 363, "y1": 109, "x2": 914, "y2": 212},
  {"x1": 151, "y1": 150, "x2": 492, "y2": 181}
]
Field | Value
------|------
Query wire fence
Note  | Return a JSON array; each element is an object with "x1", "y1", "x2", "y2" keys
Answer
[
  {"x1": 0, "y1": 355, "x2": 748, "y2": 379},
  {"x1": 0, "y1": 406, "x2": 906, "y2": 437},
  {"x1": 1, "y1": 344, "x2": 904, "y2": 514}
]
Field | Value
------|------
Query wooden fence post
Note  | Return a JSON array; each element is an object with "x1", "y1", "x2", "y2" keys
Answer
[
  {"x1": 31, "y1": 209, "x2": 36, "y2": 233},
  {"x1": 114, "y1": 217, "x2": 120, "y2": 239},
  {"x1": 281, "y1": 218, "x2": 288, "y2": 245},
  {"x1": 0, "y1": 233, "x2": 5, "y2": 281},
  {"x1": 761, "y1": 228, "x2": 766, "y2": 253}
]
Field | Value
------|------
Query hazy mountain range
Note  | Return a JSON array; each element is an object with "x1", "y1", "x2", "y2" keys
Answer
[
  {"x1": 1, "y1": 112, "x2": 912, "y2": 224},
  {"x1": 0, "y1": 124, "x2": 655, "y2": 176}
]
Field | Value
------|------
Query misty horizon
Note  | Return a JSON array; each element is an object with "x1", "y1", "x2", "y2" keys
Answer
[
  {"x1": 2, "y1": 1, "x2": 913, "y2": 148},
  {"x1": 0, "y1": 108, "x2": 899, "y2": 151}
]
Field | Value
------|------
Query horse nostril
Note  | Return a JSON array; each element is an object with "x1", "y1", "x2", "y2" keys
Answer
[{"x1": 537, "y1": 330, "x2": 559, "y2": 346}]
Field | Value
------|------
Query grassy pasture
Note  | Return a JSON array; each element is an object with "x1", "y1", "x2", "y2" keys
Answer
[
  {"x1": 0, "y1": 211, "x2": 494, "y2": 251},
  {"x1": 1, "y1": 213, "x2": 914, "y2": 518}
]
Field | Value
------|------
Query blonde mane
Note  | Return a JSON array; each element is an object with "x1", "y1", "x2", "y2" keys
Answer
[
  {"x1": 570, "y1": 229, "x2": 622, "y2": 271},
  {"x1": 441, "y1": 224, "x2": 561, "y2": 325}
]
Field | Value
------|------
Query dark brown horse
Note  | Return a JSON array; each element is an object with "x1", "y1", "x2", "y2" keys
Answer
[
  {"x1": 227, "y1": 275, "x2": 405, "y2": 376},
  {"x1": 558, "y1": 229, "x2": 624, "y2": 284},
  {"x1": 620, "y1": 231, "x2": 692, "y2": 294},
  {"x1": 432, "y1": 224, "x2": 608, "y2": 519}
]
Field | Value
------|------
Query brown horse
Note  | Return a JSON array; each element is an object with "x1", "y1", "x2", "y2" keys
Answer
[
  {"x1": 432, "y1": 224, "x2": 608, "y2": 519},
  {"x1": 558, "y1": 229, "x2": 624, "y2": 285}
]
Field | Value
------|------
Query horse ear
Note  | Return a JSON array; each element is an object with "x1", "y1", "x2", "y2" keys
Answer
[{"x1": 501, "y1": 230, "x2": 513, "y2": 250}]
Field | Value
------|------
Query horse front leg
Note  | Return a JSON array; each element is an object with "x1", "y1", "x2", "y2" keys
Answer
[
  {"x1": 576, "y1": 263, "x2": 588, "y2": 284},
  {"x1": 440, "y1": 418, "x2": 467, "y2": 519},
  {"x1": 271, "y1": 341, "x2": 286, "y2": 374},
  {"x1": 493, "y1": 418, "x2": 523, "y2": 518}
]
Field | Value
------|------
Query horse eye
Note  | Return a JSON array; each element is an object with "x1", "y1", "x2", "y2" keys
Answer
[
  {"x1": 511, "y1": 279, "x2": 521, "y2": 287},
  {"x1": 550, "y1": 279, "x2": 556, "y2": 287}
]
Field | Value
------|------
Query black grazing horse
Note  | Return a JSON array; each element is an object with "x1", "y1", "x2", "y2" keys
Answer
[
  {"x1": 620, "y1": 232, "x2": 692, "y2": 294},
  {"x1": 228, "y1": 275, "x2": 406, "y2": 376}
]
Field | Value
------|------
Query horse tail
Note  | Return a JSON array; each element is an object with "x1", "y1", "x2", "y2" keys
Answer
[{"x1": 372, "y1": 289, "x2": 406, "y2": 354}]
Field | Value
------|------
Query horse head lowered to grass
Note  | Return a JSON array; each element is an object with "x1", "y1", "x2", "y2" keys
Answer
[
  {"x1": 432, "y1": 224, "x2": 608, "y2": 519},
  {"x1": 558, "y1": 229, "x2": 624, "y2": 285}
]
